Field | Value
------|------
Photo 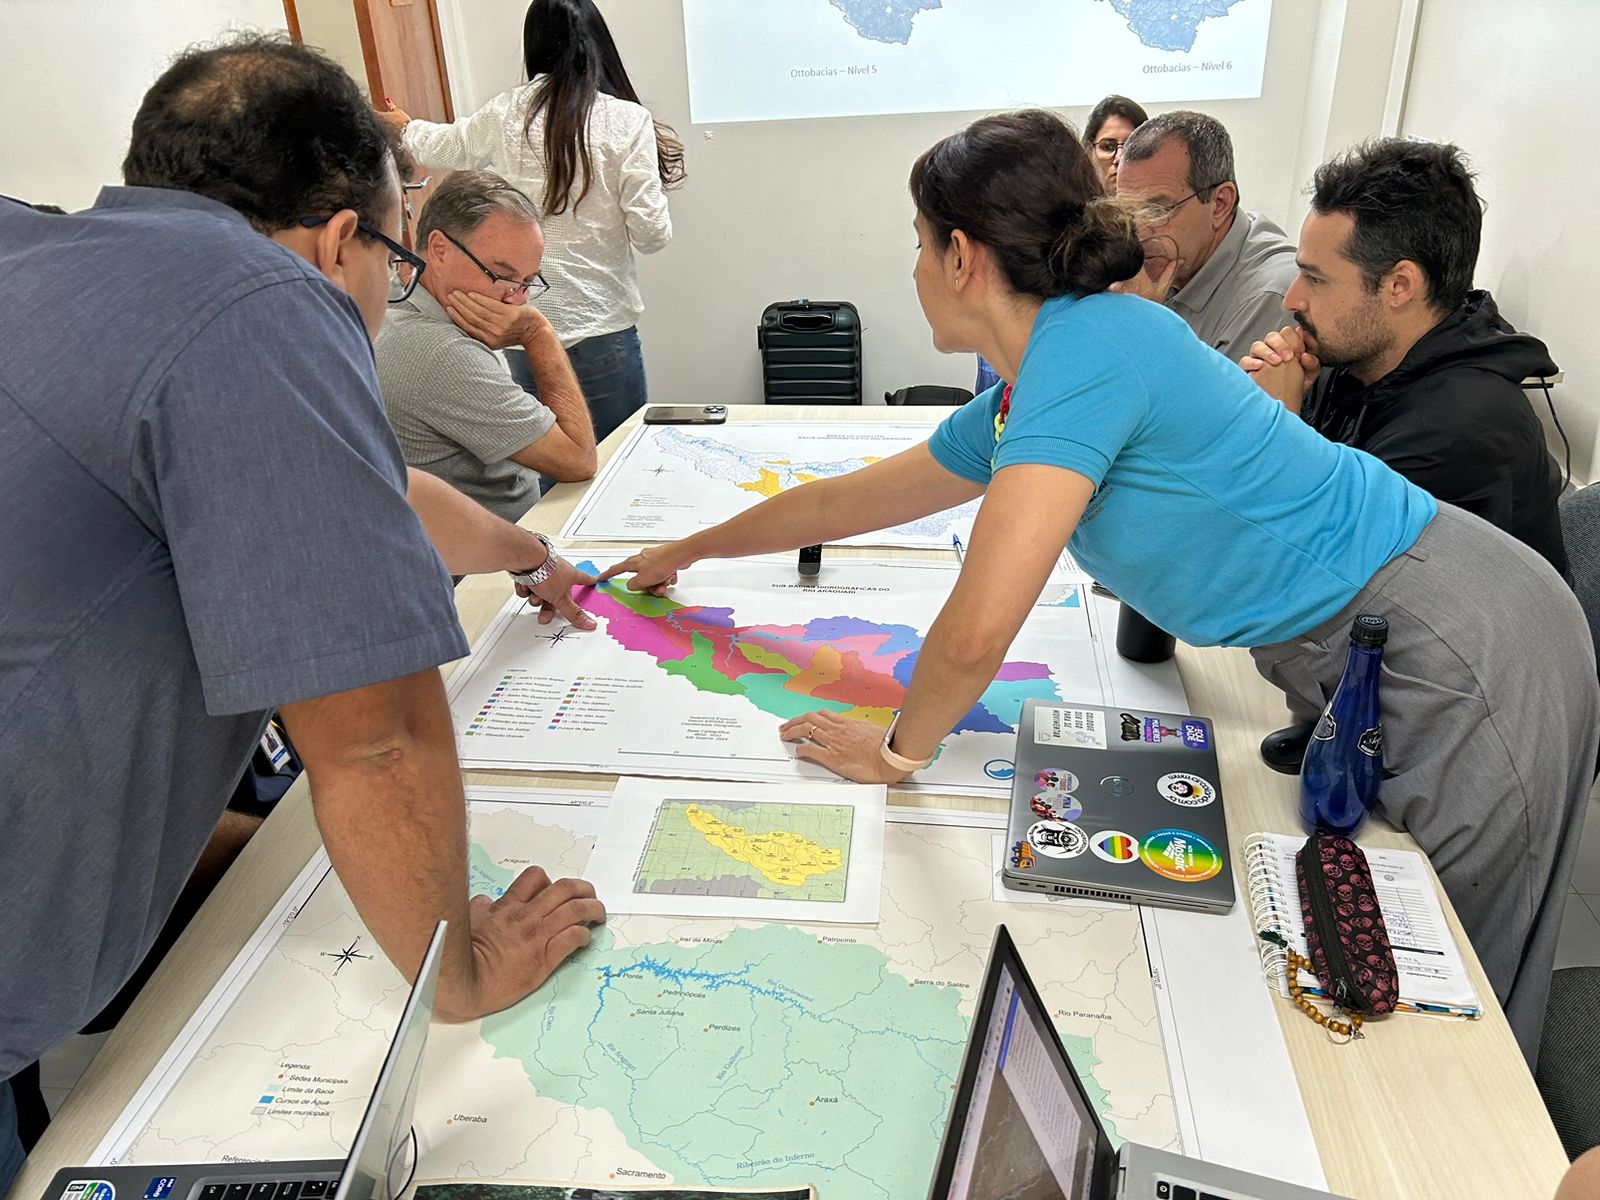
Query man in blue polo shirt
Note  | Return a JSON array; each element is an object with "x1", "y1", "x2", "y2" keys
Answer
[{"x1": 0, "y1": 37, "x2": 603, "y2": 1190}]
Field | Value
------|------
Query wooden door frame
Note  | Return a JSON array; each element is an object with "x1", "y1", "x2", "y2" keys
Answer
[{"x1": 281, "y1": 0, "x2": 454, "y2": 120}]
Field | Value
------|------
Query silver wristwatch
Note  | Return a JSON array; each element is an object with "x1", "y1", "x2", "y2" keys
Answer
[{"x1": 509, "y1": 533, "x2": 560, "y2": 589}]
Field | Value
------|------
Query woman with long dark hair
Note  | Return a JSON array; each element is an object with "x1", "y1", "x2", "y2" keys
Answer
[
  {"x1": 383, "y1": 0, "x2": 684, "y2": 441},
  {"x1": 598, "y1": 109, "x2": 1597, "y2": 1061}
]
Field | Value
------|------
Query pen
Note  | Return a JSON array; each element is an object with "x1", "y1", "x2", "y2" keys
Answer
[{"x1": 951, "y1": 534, "x2": 965, "y2": 564}]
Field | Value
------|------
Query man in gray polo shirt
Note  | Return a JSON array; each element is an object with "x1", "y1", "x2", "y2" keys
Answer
[
  {"x1": 0, "y1": 38, "x2": 602, "y2": 1191},
  {"x1": 377, "y1": 171, "x2": 597, "y2": 522},
  {"x1": 1113, "y1": 110, "x2": 1299, "y2": 359}
]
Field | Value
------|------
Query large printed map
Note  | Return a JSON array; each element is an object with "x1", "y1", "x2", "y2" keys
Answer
[
  {"x1": 559, "y1": 423, "x2": 979, "y2": 549},
  {"x1": 97, "y1": 792, "x2": 1179, "y2": 1199},
  {"x1": 446, "y1": 557, "x2": 1121, "y2": 796},
  {"x1": 584, "y1": 565, "x2": 1057, "y2": 735}
]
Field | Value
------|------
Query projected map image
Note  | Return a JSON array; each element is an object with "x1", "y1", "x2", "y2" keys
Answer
[
  {"x1": 635, "y1": 799, "x2": 854, "y2": 901},
  {"x1": 683, "y1": 0, "x2": 1272, "y2": 123}
]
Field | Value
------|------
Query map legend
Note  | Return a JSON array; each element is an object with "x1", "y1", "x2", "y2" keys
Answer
[
  {"x1": 548, "y1": 677, "x2": 586, "y2": 731},
  {"x1": 466, "y1": 674, "x2": 514, "y2": 737}
]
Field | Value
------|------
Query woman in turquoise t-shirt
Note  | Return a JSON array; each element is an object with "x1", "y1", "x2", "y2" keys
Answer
[{"x1": 600, "y1": 110, "x2": 1596, "y2": 1057}]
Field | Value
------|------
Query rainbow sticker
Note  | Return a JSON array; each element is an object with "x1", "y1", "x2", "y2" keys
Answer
[
  {"x1": 1090, "y1": 830, "x2": 1140, "y2": 865},
  {"x1": 1140, "y1": 828, "x2": 1223, "y2": 883}
]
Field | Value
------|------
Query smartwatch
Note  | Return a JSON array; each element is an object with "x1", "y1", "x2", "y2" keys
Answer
[{"x1": 510, "y1": 533, "x2": 560, "y2": 590}]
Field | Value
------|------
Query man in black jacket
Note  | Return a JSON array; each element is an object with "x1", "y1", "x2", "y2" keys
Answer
[{"x1": 1241, "y1": 138, "x2": 1568, "y2": 771}]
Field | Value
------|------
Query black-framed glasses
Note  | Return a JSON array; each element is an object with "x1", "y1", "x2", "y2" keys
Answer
[
  {"x1": 1091, "y1": 137, "x2": 1128, "y2": 161},
  {"x1": 1141, "y1": 180, "x2": 1232, "y2": 226},
  {"x1": 298, "y1": 214, "x2": 426, "y2": 303},
  {"x1": 440, "y1": 230, "x2": 550, "y2": 301}
]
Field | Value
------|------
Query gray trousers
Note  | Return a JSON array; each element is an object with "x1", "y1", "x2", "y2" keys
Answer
[{"x1": 1251, "y1": 503, "x2": 1599, "y2": 1063}]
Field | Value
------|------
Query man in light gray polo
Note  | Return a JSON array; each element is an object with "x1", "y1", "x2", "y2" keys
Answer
[
  {"x1": 376, "y1": 171, "x2": 597, "y2": 522},
  {"x1": 1113, "y1": 111, "x2": 1299, "y2": 359}
]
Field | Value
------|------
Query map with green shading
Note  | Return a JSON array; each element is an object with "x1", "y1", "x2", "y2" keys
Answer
[
  {"x1": 107, "y1": 797, "x2": 1178, "y2": 1199},
  {"x1": 635, "y1": 800, "x2": 853, "y2": 901}
]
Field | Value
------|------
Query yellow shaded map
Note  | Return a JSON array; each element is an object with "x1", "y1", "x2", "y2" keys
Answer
[
  {"x1": 685, "y1": 803, "x2": 842, "y2": 886},
  {"x1": 734, "y1": 455, "x2": 882, "y2": 498},
  {"x1": 634, "y1": 799, "x2": 854, "y2": 902}
]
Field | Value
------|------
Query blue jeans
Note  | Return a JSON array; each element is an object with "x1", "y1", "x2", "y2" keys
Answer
[
  {"x1": 506, "y1": 325, "x2": 647, "y2": 448},
  {"x1": 1, "y1": 1077, "x2": 25, "y2": 1200}
]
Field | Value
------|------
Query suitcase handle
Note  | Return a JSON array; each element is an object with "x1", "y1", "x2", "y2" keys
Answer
[{"x1": 779, "y1": 312, "x2": 836, "y2": 332}]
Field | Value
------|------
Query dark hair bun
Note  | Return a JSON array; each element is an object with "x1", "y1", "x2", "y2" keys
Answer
[
  {"x1": 910, "y1": 110, "x2": 1145, "y2": 300},
  {"x1": 1057, "y1": 197, "x2": 1145, "y2": 293}
]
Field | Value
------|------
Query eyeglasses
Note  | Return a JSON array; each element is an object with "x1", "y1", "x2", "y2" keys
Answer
[
  {"x1": 1092, "y1": 137, "x2": 1129, "y2": 161},
  {"x1": 298, "y1": 214, "x2": 426, "y2": 304},
  {"x1": 441, "y1": 230, "x2": 550, "y2": 301},
  {"x1": 1140, "y1": 181, "x2": 1232, "y2": 227}
]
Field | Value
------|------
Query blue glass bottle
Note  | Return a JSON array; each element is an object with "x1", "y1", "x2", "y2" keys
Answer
[{"x1": 1300, "y1": 614, "x2": 1388, "y2": 836}]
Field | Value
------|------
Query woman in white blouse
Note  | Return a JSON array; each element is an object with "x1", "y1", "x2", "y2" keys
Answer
[{"x1": 383, "y1": 0, "x2": 684, "y2": 442}]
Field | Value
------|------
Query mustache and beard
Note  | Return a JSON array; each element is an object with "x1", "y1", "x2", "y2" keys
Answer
[{"x1": 1293, "y1": 296, "x2": 1394, "y2": 373}]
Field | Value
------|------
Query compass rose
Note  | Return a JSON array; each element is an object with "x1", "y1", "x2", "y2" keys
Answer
[{"x1": 322, "y1": 937, "x2": 373, "y2": 975}]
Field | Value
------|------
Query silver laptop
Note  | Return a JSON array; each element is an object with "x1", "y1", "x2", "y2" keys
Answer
[
  {"x1": 42, "y1": 921, "x2": 447, "y2": 1200},
  {"x1": 928, "y1": 925, "x2": 1349, "y2": 1200},
  {"x1": 1003, "y1": 700, "x2": 1235, "y2": 913}
]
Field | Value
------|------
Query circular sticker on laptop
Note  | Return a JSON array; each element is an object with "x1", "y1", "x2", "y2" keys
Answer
[
  {"x1": 1156, "y1": 772, "x2": 1216, "y2": 808},
  {"x1": 1030, "y1": 791, "x2": 1082, "y2": 822},
  {"x1": 1090, "y1": 830, "x2": 1140, "y2": 865},
  {"x1": 1035, "y1": 768, "x2": 1080, "y2": 794},
  {"x1": 1027, "y1": 820, "x2": 1088, "y2": 859},
  {"x1": 1100, "y1": 775, "x2": 1135, "y2": 797},
  {"x1": 1140, "y1": 829, "x2": 1223, "y2": 883}
]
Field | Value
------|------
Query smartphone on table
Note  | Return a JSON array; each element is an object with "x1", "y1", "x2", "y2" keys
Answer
[{"x1": 643, "y1": 405, "x2": 728, "y2": 425}]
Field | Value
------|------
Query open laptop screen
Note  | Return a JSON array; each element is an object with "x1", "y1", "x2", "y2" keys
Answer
[
  {"x1": 337, "y1": 923, "x2": 446, "y2": 1200},
  {"x1": 933, "y1": 930, "x2": 1105, "y2": 1200}
]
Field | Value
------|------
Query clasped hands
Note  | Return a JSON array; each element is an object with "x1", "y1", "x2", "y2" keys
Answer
[{"x1": 1240, "y1": 325, "x2": 1321, "y2": 411}]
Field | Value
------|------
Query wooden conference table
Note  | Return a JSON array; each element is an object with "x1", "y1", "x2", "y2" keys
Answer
[{"x1": 12, "y1": 406, "x2": 1569, "y2": 1200}]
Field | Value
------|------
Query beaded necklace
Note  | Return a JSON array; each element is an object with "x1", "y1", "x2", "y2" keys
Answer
[{"x1": 993, "y1": 383, "x2": 1013, "y2": 444}]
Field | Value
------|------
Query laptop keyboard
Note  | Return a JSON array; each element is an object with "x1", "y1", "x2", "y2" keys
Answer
[{"x1": 200, "y1": 1181, "x2": 334, "y2": 1200}]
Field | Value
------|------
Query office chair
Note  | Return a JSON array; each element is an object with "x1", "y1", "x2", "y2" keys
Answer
[
  {"x1": 1537, "y1": 965, "x2": 1600, "y2": 1159},
  {"x1": 884, "y1": 385, "x2": 975, "y2": 406}
]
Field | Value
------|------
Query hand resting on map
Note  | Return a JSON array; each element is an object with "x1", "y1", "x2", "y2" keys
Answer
[{"x1": 779, "y1": 710, "x2": 913, "y2": 785}]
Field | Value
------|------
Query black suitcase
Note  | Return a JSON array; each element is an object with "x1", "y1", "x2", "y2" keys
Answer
[{"x1": 757, "y1": 299, "x2": 862, "y2": 405}]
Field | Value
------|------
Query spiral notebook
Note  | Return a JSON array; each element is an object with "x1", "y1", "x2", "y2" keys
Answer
[{"x1": 1243, "y1": 832, "x2": 1482, "y2": 1019}]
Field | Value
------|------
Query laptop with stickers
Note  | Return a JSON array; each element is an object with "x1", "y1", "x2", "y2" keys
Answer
[
  {"x1": 1002, "y1": 701, "x2": 1235, "y2": 913},
  {"x1": 928, "y1": 924, "x2": 1349, "y2": 1200},
  {"x1": 41, "y1": 922, "x2": 447, "y2": 1200}
]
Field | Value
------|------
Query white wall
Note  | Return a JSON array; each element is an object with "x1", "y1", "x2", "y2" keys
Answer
[
  {"x1": 0, "y1": 0, "x2": 1430, "y2": 415},
  {"x1": 434, "y1": 0, "x2": 1420, "y2": 407},
  {"x1": 1402, "y1": 0, "x2": 1599, "y2": 483},
  {"x1": 0, "y1": 0, "x2": 289, "y2": 211}
]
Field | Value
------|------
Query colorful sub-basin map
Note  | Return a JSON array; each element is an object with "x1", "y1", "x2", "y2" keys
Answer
[
  {"x1": 96, "y1": 791, "x2": 1179, "y2": 1199},
  {"x1": 446, "y1": 557, "x2": 1105, "y2": 795}
]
